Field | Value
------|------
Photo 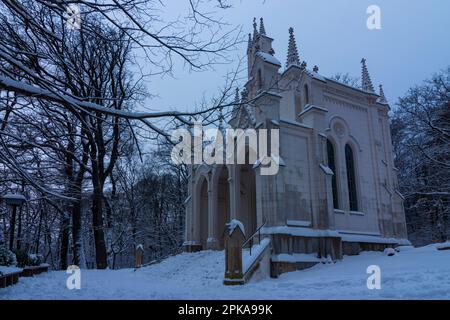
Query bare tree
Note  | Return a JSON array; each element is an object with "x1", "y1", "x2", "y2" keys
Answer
[
  {"x1": 392, "y1": 67, "x2": 450, "y2": 245},
  {"x1": 329, "y1": 72, "x2": 360, "y2": 89},
  {"x1": 0, "y1": 0, "x2": 244, "y2": 269}
]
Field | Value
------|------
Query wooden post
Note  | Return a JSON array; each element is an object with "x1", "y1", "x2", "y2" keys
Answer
[
  {"x1": 223, "y1": 220, "x2": 245, "y2": 285},
  {"x1": 9, "y1": 205, "x2": 17, "y2": 251},
  {"x1": 134, "y1": 244, "x2": 144, "y2": 269}
]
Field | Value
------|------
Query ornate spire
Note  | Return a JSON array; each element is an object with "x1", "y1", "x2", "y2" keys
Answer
[
  {"x1": 377, "y1": 84, "x2": 388, "y2": 104},
  {"x1": 218, "y1": 108, "x2": 225, "y2": 130},
  {"x1": 361, "y1": 58, "x2": 375, "y2": 93},
  {"x1": 247, "y1": 33, "x2": 252, "y2": 52},
  {"x1": 286, "y1": 27, "x2": 300, "y2": 68},
  {"x1": 259, "y1": 18, "x2": 266, "y2": 35},
  {"x1": 216, "y1": 108, "x2": 227, "y2": 145},
  {"x1": 252, "y1": 17, "x2": 258, "y2": 41},
  {"x1": 241, "y1": 88, "x2": 248, "y2": 103},
  {"x1": 234, "y1": 87, "x2": 240, "y2": 104},
  {"x1": 231, "y1": 87, "x2": 240, "y2": 119}
]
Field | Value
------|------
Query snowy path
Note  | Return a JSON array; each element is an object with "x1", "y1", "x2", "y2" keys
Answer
[{"x1": 1, "y1": 244, "x2": 449, "y2": 299}]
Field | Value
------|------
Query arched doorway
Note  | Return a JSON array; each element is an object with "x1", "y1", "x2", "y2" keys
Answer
[
  {"x1": 239, "y1": 165, "x2": 257, "y2": 237},
  {"x1": 216, "y1": 166, "x2": 230, "y2": 249}
]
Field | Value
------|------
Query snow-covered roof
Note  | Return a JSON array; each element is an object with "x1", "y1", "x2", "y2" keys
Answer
[
  {"x1": 3, "y1": 193, "x2": 27, "y2": 201},
  {"x1": 304, "y1": 68, "x2": 326, "y2": 82},
  {"x1": 255, "y1": 52, "x2": 281, "y2": 67},
  {"x1": 253, "y1": 155, "x2": 286, "y2": 170},
  {"x1": 281, "y1": 65, "x2": 327, "y2": 83},
  {"x1": 2, "y1": 193, "x2": 27, "y2": 205},
  {"x1": 299, "y1": 104, "x2": 329, "y2": 117},
  {"x1": 326, "y1": 76, "x2": 379, "y2": 96}
]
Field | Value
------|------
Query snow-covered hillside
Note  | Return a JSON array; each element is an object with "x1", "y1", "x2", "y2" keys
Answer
[{"x1": 1, "y1": 244, "x2": 449, "y2": 300}]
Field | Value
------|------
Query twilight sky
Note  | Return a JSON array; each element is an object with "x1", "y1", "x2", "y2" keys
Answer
[{"x1": 143, "y1": 0, "x2": 450, "y2": 113}]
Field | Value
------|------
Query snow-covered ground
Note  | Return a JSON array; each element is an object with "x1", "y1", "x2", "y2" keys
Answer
[{"x1": 1, "y1": 244, "x2": 449, "y2": 300}]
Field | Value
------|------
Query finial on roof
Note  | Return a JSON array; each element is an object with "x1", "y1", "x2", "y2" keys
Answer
[
  {"x1": 286, "y1": 27, "x2": 300, "y2": 68},
  {"x1": 259, "y1": 18, "x2": 266, "y2": 35},
  {"x1": 377, "y1": 84, "x2": 388, "y2": 104},
  {"x1": 253, "y1": 17, "x2": 258, "y2": 41},
  {"x1": 313, "y1": 65, "x2": 319, "y2": 73},
  {"x1": 361, "y1": 58, "x2": 375, "y2": 93},
  {"x1": 241, "y1": 88, "x2": 248, "y2": 102},
  {"x1": 231, "y1": 87, "x2": 240, "y2": 119},
  {"x1": 218, "y1": 108, "x2": 224, "y2": 128},
  {"x1": 301, "y1": 61, "x2": 307, "y2": 69}
]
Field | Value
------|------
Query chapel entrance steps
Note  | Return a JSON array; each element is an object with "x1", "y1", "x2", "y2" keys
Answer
[
  {"x1": 221, "y1": 222, "x2": 405, "y2": 282},
  {"x1": 222, "y1": 233, "x2": 343, "y2": 283},
  {"x1": 223, "y1": 223, "x2": 345, "y2": 283}
]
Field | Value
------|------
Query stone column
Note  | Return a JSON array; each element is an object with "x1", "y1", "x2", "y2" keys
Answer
[
  {"x1": 227, "y1": 165, "x2": 240, "y2": 220},
  {"x1": 207, "y1": 171, "x2": 219, "y2": 249},
  {"x1": 183, "y1": 167, "x2": 202, "y2": 252}
]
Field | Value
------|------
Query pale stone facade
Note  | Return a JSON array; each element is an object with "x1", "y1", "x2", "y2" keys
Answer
[{"x1": 184, "y1": 19, "x2": 408, "y2": 275}]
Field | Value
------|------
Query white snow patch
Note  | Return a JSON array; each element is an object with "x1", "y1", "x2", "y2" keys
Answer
[
  {"x1": 0, "y1": 266, "x2": 22, "y2": 275},
  {"x1": 255, "y1": 52, "x2": 281, "y2": 66},
  {"x1": 383, "y1": 248, "x2": 396, "y2": 256},
  {"x1": 226, "y1": 219, "x2": 245, "y2": 236},
  {"x1": 261, "y1": 226, "x2": 340, "y2": 238},
  {"x1": 242, "y1": 238, "x2": 270, "y2": 274},
  {"x1": 340, "y1": 233, "x2": 409, "y2": 245},
  {"x1": 319, "y1": 163, "x2": 334, "y2": 175},
  {"x1": 1, "y1": 245, "x2": 450, "y2": 300},
  {"x1": 435, "y1": 241, "x2": 450, "y2": 250},
  {"x1": 396, "y1": 245, "x2": 414, "y2": 252},
  {"x1": 271, "y1": 253, "x2": 321, "y2": 263},
  {"x1": 286, "y1": 220, "x2": 311, "y2": 227}
]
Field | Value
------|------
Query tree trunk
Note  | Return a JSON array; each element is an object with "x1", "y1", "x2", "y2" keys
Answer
[
  {"x1": 59, "y1": 213, "x2": 70, "y2": 270},
  {"x1": 71, "y1": 199, "x2": 86, "y2": 268},
  {"x1": 92, "y1": 190, "x2": 108, "y2": 269},
  {"x1": 35, "y1": 206, "x2": 43, "y2": 253}
]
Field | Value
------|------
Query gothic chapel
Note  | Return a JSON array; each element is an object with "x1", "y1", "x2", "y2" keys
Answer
[{"x1": 183, "y1": 18, "x2": 409, "y2": 276}]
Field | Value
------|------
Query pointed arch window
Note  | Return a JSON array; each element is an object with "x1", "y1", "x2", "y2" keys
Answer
[
  {"x1": 295, "y1": 95, "x2": 302, "y2": 118},
  {"x1": 303, "y1": 84, "x2": 309, "y2": 106},
  {"x1": 257, "y1": 69, "x2": 263, "y2": 90},
  {"x1": 327, "y1": 140, "x2": 339, "y2": 209},
  {"x1": 345, "y1": 144, "x2": 358, "y2": 211}
]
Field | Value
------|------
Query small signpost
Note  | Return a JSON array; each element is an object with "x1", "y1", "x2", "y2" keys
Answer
[
  {"x1": 223, "y1": 219, "x2": 246, "y2": 285},
  {"x1": 134, "y1": 244, "x2": 144, "y2": 270}
]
